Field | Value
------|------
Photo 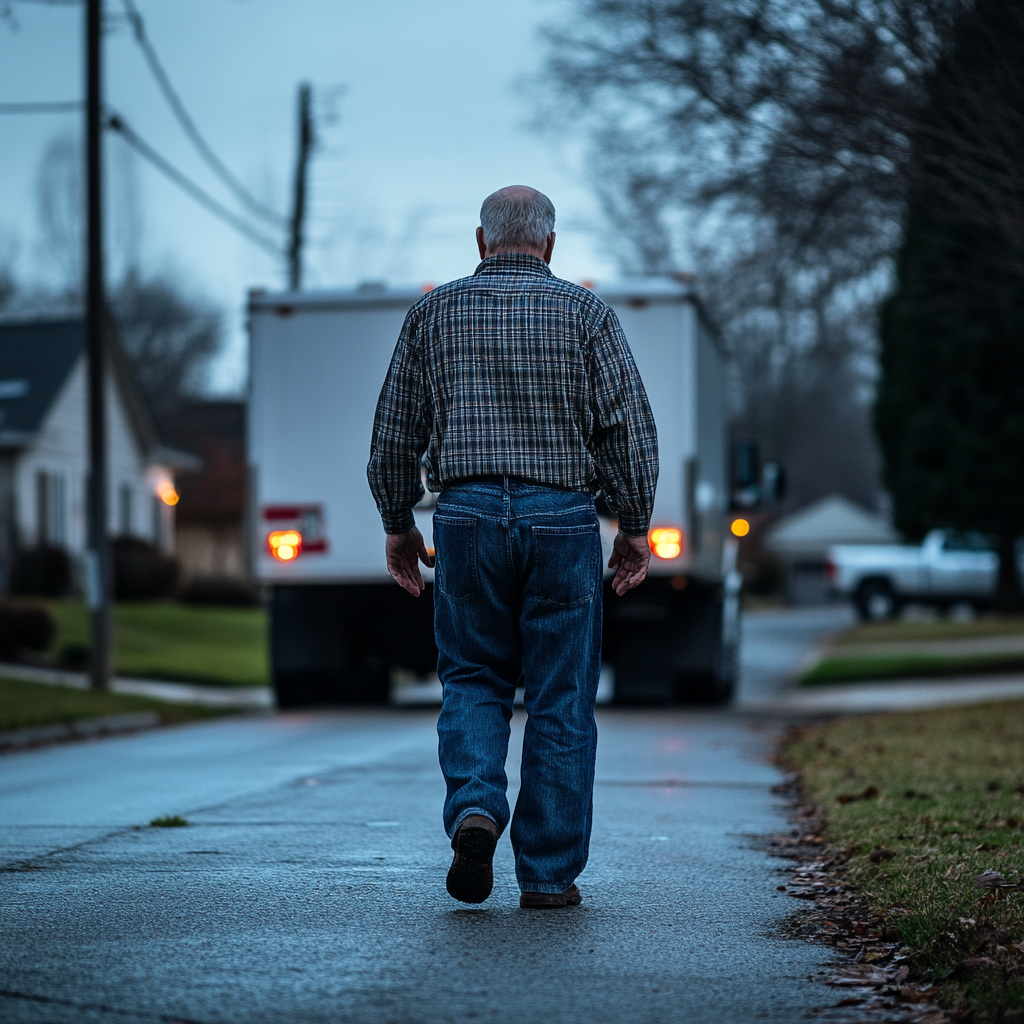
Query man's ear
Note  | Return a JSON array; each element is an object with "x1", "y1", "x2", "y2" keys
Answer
[
  {"x1": 542, "y1": 232, "x2": 556, "y2": 264},
  {"x1": 476, "y1": 226, "x2": 487, "y2": 260}
]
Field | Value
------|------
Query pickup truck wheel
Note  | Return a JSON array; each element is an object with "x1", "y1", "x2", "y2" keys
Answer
[{"x1": 856, "y1": 580, "x2": 897, "y2": 621}]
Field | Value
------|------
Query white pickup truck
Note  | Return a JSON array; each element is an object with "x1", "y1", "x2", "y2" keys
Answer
[{"x1": 827, "y1": 529, "x2": 1024, "y2": 620}]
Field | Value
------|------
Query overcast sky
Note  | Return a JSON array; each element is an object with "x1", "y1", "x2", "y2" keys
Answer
[{"x1": 0, "y1": 0, "x2": 615, "y2": 392}]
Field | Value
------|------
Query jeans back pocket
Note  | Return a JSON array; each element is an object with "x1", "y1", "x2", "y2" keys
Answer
[
  {"x1": 530, "y1": 523, "x2": 600, "y2": 608},
  {"x1": 433, "y1": 514, "x2": 482, "y2": 602}
]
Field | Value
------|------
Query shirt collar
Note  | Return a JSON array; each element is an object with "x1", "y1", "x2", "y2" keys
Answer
[{"x1": 473, "y1": 252, "x2": 553, "y2": 278}]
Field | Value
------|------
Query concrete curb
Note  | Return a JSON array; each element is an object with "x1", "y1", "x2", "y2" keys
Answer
[
  {"x1": 0, "y1": 662, "x2": 273, "y2": 709},
  {"x1": 0, "y1": 711, "x2": 162, "y2": 752},
  {"x1": 738, "y1": 672, "x2": 1024, "y2": 716}
]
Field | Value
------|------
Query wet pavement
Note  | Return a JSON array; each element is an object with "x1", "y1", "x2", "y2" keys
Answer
[{"x1": 0, "y1": 606, "x2": 874, "y2": 1024}]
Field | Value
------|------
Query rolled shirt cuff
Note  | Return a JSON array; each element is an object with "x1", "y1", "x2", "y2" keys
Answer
[{"x1": 382, "y1": 508, "x2": 416, "y2": 535}]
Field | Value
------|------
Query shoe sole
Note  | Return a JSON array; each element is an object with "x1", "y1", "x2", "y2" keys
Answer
[
  {"x1": 519, "y1": 885, "x2": 582, "y2": 909},
  {"x1": 446, "y1": 826, "x2": 497, "y2": 904}
]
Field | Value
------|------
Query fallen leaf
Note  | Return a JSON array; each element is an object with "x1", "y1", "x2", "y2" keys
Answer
[
  {"x1": 975, "y1": 870, "x2": 1013, "y2": 888},
  {"x1": 959, "y1": 956, "x2": 997, "y2": 968},
  {"x1": 867, "y1": 845, "x2": 896, "y2": 863},
  {"x1": 834, "y1": 997, "x2": 865, "y2": 1007},
  {"x1": 958, "y1": 917, "x2": 977, "y2": 926}
]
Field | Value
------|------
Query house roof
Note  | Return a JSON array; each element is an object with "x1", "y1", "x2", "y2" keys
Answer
[
  {"x1": 765, "y1": 493, "x2": 899, "y2": 559},
  {"x1": 0, "y1": 318, "x2": 82, "y2": 445},
  {"x1": 0, "y1": 315, "x2": 173, "y2": 464}
]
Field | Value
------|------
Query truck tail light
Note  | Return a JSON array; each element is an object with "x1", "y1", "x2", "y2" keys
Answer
[
  {"x1": 649, "y1": 527, "x2": 684, "y2": 560},
  {"x1": 268, "y1": 530, "x2": 302, "y2": 561},
  {"x1": 825, "y1": 559, "x2": 837, "y2": 582}
]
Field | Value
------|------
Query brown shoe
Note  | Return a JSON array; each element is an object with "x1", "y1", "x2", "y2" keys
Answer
[
  {"x1": 519, "y1": 884, "x2": 582, "y2": 909},
  {"x1": 446, "y1": 815, "x2": 498, "y2": 904}
]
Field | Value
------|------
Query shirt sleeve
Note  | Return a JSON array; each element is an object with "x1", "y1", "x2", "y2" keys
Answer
[
  {"x1": 367, "y1": 308, "x2": 429, "y2": 533},
  {"x1": 587, "y1": 307, "x2": 659, "y2": 536}
]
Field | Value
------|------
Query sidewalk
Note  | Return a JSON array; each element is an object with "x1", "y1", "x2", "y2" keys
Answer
[
  {"x1": 742, "y1": 671, "x2": 1024, "y2": 715},
  {"x1": 0, "y1": 661, "x2": 273, "y2": 709}
]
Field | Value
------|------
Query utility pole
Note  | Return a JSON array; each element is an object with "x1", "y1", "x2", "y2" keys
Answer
[
  {"x1": 287, "y1": 82, "x2": 315, "y2": 291},
  {"x1": 85, "y1": 0, "x2": 111, "y2": 690}
]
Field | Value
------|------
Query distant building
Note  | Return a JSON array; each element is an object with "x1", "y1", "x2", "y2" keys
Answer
[
  {"x1": 765, "y1": 493, "x2": 899, "y2": 604},
  {"x1": 0, "y1": 315, "x2": 193, "y2": 593},
  {"x1": 160, "y1": 400, "x2": 248, "y2": 585}
]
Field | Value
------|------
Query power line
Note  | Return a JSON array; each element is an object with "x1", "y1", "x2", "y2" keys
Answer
[
  {"x1": 120, "y1": 0, "x2": 286, "y2": 230},
  {"x1": 0, "y1": 100, "x2": 82, "y2": 113},
  {"x1": 106, "y1": 110, "x2": 282, "y2": 258}
]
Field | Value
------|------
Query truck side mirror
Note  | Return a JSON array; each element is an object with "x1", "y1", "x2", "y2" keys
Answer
[{"x1": 732, "y1": 440, "x2": 760, "y2": 508}]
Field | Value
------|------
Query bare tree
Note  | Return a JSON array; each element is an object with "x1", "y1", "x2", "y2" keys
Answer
[
  {"x1": 539, "y1": 0, "x2": 967, "y2": 512},
  {"x1": 109, "y1": 271, "x2": 223, "y2": 427},
  {"x1": 25, "y1": 132, "x2": 224, "y2": 424},
  {"x1": 35, "y1": 133, "x2": 83, "y2": 293}
]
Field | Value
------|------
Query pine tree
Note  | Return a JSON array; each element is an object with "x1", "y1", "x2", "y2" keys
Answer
[{"x1": 875, "y1": 0, "x2": 1024, "y2": 609}]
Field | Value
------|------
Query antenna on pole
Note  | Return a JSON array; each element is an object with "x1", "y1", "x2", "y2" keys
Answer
[
  {"x1": 287, "y1": 82, "x2": 315, "y2": 291},
  {"x1": 85, "y1": 0, "x2": 111, "y2": 690}
]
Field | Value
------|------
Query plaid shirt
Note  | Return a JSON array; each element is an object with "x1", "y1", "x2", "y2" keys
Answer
[{"x1": 367, "y1": 253, "x2": 658, "y2": 535}]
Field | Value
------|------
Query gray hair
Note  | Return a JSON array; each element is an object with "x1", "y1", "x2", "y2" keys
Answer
[{"x1": 479, "y1": 186, "x2": 555, "y2": 252}]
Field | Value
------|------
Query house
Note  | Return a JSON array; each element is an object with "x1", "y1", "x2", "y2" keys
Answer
[
  {"x1": 0, "y1": 315, "x2": 192, "y2": 594},
  {"x1": 764, "y1": 493, "x2": 899, "y2": 604},
  {"x1": 159, "y1": 400, "x2": 248, "y2": 585}
]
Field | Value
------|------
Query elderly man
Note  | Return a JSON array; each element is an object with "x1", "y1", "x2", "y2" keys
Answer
[{"x1": 368, "y1": 185, "x2": 657, "y2": 908}]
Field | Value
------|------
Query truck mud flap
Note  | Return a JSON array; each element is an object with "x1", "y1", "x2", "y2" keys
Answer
[{"x1": 270, "y1": 583, "x2": 438, "y2": 707}]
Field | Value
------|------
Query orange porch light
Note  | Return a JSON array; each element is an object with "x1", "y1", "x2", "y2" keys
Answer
[
  {"x1": 268, "y1": 529, "x2": 302, "y2": 562},
  {"x1": 649, "y1": 527, "x2": 683, "y2": 560},
  {"x1": 730, "y1": 518, "x2": 751, "y2": 538},
  {"x1": 157, "y1": 483, "x2": 179, "y2": 506}
]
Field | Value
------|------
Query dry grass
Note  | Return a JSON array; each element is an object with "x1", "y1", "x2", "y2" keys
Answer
[{"x1": 784, "y1": 701, "x2": 1024, "y2": 1022}]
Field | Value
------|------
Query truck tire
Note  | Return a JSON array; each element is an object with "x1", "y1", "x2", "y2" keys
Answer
[
  {"x1": 605, "y1": 576, "x2": 737, "y2": 705},
  {"x1": 855, "y1": 579, "x2": 897, "y2": 622},
  {"x1": 270, "y1": 583, "x2": 437, "y2": 707}
]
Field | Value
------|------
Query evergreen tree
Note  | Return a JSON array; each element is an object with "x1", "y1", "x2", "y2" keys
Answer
[{"x1": 876, "y1": 0, "x2": 1024, "y2": 608}]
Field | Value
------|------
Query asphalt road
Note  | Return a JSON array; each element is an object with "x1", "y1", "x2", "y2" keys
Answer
[{"x1": 1, "y1": 609, "x2": 857, "y2": 1024}]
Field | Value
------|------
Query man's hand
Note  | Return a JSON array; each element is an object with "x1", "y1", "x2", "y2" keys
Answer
[
  {"x1": 608, "y1": 530, "x2": 651, "y2": 597},
  {"x1": 385, "y1": 526, "x2": 435, "y2": 597}
]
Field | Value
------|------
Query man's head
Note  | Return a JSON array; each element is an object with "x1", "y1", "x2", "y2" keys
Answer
[{"x1": 477, "y1": 186, "x2": 556, "y2": 263}]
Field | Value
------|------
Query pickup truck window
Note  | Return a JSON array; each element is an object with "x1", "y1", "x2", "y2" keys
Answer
[{"x1": 941, "y1": 531, "x2": 994, "y2": 553}]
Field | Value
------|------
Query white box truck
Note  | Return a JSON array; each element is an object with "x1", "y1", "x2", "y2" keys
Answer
[{"x1": 247, "y1": 277, "x2": 740, "y2": 708}]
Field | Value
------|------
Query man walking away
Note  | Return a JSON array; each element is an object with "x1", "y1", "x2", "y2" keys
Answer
[{"x1": 367, "y1": 185, "x2": 658, "y2": 908}]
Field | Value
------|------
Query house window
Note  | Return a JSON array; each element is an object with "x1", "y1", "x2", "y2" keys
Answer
[
  {"x1": 36, "y1": 471, "x2": 66, "y2": 547},
  {"x1": 119, "y1": 483, "x2": 133, "y2": 536}
]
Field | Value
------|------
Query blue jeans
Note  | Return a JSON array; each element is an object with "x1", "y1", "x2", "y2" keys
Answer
[{"x1": 433, "y1": 477, "x2": 603, "y2": 894}]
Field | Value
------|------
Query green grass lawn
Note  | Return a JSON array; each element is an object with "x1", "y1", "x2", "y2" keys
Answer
[
  {"x1": 0, "y1": 676, "x2": 232, "y2": 732},
  {"x1": 800, "y1": 613, "x2": 1024, "y2": 685},
  {"x1": 801, "y1": 652, "x2": 1024, "y2": 685},
  {"x1": 39, "y1": 600, "x2": 269, "y2": 687},
  {"x1": 784, "y1": 702, "x2": 1024, "y2": 1023}
]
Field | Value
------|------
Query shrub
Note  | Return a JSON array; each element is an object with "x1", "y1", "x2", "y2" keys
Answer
[
  {"x1": 0, "y1": 603, "x2": 56, "y2": 658},
  {"x1": 60, "y1": 643, "x2": 90, "y2": 670},
  {"x1": 113, "y1": 537, "x2": 178, "y2": 600},
  {"x1": 11, "y1": 546, "x2": 72, "y2": 597}
]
